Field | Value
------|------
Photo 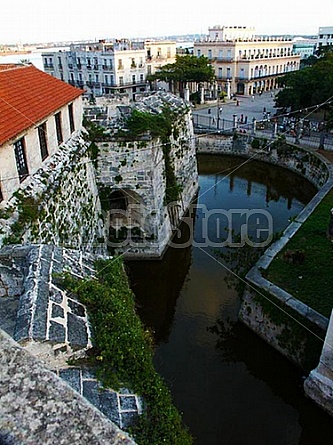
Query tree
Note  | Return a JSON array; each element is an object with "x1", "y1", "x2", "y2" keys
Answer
[
  {"x1": 275, "y1": 49, "x2": 333, "y2": 124},
  {"x1": 147, "y1": 55, "x2": 215, "y2": 98}
]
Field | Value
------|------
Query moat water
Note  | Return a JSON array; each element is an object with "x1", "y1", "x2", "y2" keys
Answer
[{"x1": 126, "y1": 154, "x2": 333, "y2": 445}]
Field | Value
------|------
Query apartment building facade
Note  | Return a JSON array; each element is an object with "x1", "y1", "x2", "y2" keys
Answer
[
  {"x1": 194, "y1": 26, "x2": 301, "y2": 96},
  {"x1": 317, "y1": 26, "x2": 333, "y2": 50},
  {"x1": 43, "y1": 40, "x2": 177, "y2": 100}
]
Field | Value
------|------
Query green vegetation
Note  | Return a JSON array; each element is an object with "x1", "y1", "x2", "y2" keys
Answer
[
  {"x1": 267, "y1": 189, "x2": 333, "y2": 317},
  {"x1": 124, "y1": 108, "x2": 183, "y2": 203},
  {"x1": 83, "y1": 117, "x2": 108, "y2": 167},
  {"x1": 147, "y1": 55, "x2": 215, "y2": 98},
  {"x1": 3, "y1": 191, "x2": 40, "y2": 244},
  {"x1": 276, "y1": 46, "x2": 333, "y2": 128},
  {"x1": 62, "y1": 257, "x2": 192, "y2": 445}
]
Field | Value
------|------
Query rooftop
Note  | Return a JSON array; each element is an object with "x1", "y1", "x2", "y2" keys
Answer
[{"x1": 0, "y1": 64, "x2": 83, "y2": 146}]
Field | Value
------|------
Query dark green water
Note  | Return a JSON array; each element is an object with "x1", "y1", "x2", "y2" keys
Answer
[{"x1": 126, "y1": 154, "x2": 333, "y2": 445}]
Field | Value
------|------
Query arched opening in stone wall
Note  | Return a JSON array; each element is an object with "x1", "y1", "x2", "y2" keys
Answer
[
  {"x1": 109, "y1": 190, "x2": 128, "y2": 211},
  {"x1": 105, "y1": 188, "x2": 155, "y2": 245}
]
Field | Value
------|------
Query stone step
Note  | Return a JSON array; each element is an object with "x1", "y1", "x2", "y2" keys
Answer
[{"x1": 58, "y1": 367, "x2": 142, "y2": 429}]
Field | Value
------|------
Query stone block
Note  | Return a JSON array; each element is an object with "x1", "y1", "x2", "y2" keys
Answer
[
  {"x1": 119, "y1": 395, "x2": 138, "y2": 411},
  {"x1": 48, "y1": 320, "x2": 66, "y2": 343},
  {"x1": 67, "y1": 312, "x2": 88, "y2": 347},
  {"x1": 99, "y1": 390, "x2": 120, "y2": 425},
  {"x1": 81, "y1": 367, "x2": 97, "y2": 380},
  {"x1": 51, "y1": 303, "x2": 64, "y2": 319},
  {"x1": 121, "y1": 411, "x2": 139, "y2": 429},
  {"x1": 82, "y1": 379, "x2": 101, "y2": 407},
  {"x1": 0, "y1": 298, "x2": 19, "y2": 337},
  {"x1": 68, "y1": 298, "x2": 85, "y2": 317},
  {"x1": 13, "y1": 311, "x2": 31, "y2": 342},
  {"x1": 59, "y1": 368, "x2": 81, "y2": 394},
  {"x1": 49, "y1": 288, "x2": 63, "y2": 304}
]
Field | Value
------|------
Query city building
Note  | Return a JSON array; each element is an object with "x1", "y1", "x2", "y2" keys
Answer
[
  {"x1": 0, "y1": 63, "x2": 83, "y2": 203},
  {"x1": 317, "y1": 26, "x2": 333, "y2": 49},
  {"x1": 42, "y1": 39, "x2": 177, "y2": 100},
  {"x1": 292, "y1": 37, "x2": 317, "y2": 60},
  {"x1": 194, "y1": 25, "x2": 301, "y2": 96}
]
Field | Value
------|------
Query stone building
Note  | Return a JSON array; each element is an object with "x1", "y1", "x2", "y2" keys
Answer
[
  {"x1": 42, "y1": 39, "x2": 177, "y2": 100},
  {"x1": 94, "y1": 91, "x2": 199, "y2": 258},
  {"x1": 194, "y1": 25, "x2": 301, "y2": 96},
  {"x1": 0, "y1": 63, "x2": 83, "y2": 203}
]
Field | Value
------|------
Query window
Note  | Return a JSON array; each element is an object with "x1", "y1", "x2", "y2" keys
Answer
[
  {"x1": 14, "y1": 138, "x2": 29, "y2": 182},
  {"x1": 0, "y1": 183, "x2": 3, "y2": 202},
  {"x1": 218, "y1": 67, "x2": 222, "y2": 79},
  {"x1": 132, "y1": 75, "x2": 136, "y2": 84},
  {"x1": 208, "y1": 49, "x2": 212, "y2": 59},
  {"x1": 68, "y1": 104, "x2": 75, "y2": 134},
  {"x1": 197, "y1": 49, "x2": 201, "y2": 57},
  {"x1": 55, "y1": 112, "x2": 63, "y2": 145},
  {"x1": 38, "y1": 123, "x2": 48, "y2": 160},
  {"x1": 119, "y1": 76, "x2": 124, "y2": 86}
]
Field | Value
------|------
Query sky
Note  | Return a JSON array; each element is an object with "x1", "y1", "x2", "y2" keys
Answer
[{"x1": 1, "y1": 0, "x2": 333, "y2": 44}]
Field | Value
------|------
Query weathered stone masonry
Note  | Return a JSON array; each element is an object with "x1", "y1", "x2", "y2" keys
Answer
[
  {"x1": 0, "y1": 131, "x2": 104, "y2": 252},
  {"x1": 0, "y1": 244, "x2": 142, "y2": 441},
  {"x1": 97, "y1": 92, "x2": 199, "y2": 258}
]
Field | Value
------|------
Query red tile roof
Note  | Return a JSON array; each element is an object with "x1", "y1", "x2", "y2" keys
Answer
[{"x1": 0, "y1": 64, "x2": 83, "y2": 146}]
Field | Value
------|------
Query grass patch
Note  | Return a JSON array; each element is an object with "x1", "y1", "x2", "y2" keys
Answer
[
  {"x1": 61, "y1": 257, "x2": 192, "y2": 445},
  {"x1": 267, "y1": 188, "x2": 333, "y2": 317}
]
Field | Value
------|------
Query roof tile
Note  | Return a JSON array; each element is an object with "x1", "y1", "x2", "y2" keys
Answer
[{"x1": 0, "y1": 64, "x2": 83, "y2": 146}]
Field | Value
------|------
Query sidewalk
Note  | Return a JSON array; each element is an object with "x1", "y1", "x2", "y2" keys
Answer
[{"x1": 192, "y1": 91, "x2": 277, "y2": 124}]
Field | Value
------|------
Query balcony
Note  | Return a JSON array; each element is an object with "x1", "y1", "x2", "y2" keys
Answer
[
  {"x1": 102, "y1": 65, "x2": 113, "y2": 71},
  {"x1": 216, "y1": 76, "x2": 233, "y2": 81},
  {"x1": 214, "y1": 57, "x2": 234, "y2": 62},
  {"x1": 113, "y1": 80, "x2": 147, "y2": 89},
  {"x1": 86, "y1": 81, "x2": 101, "y2": 88}
]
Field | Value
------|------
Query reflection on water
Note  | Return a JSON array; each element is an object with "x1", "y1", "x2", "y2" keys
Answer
[
  {"x1": 126, "y1": 155, "x2": 333, "y2": 445},
  {"x1": 126, "y1": 218, "x2": 193, "y2": 343}
]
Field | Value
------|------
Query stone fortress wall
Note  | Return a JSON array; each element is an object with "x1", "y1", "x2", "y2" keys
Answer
[{"x1": 0, "y1": 92, "x2": 199, "y2": 443}]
